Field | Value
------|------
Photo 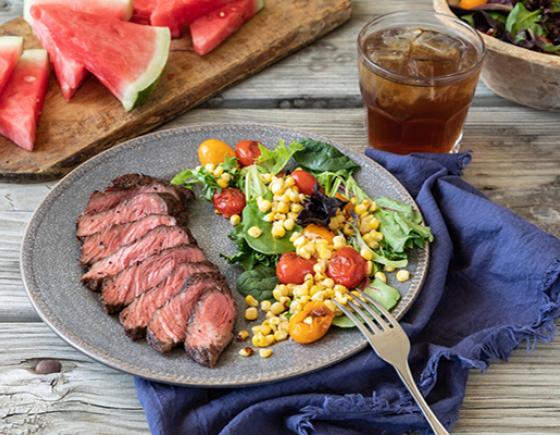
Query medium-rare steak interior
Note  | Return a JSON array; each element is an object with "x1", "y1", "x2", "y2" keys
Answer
[{"x1": 77, "y1": 174, "x2": 237, "y2": 368}]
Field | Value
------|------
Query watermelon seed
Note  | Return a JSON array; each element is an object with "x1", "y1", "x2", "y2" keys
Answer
[{"x1": 219, "y1": 11, "x2": 227, "y2": 18}]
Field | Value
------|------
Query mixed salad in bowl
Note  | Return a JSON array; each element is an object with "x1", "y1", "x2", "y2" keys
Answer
[
  {"x1": 172, "y1": 138, "x2": 433, "y2": 358},
  {"x1": 450, "y1": 0, "x2": 560, "y2": 54}
]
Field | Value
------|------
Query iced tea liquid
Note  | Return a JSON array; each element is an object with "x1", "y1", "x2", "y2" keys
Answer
[{"x1": 358, "y1": 19, "x2": 484, "y2": 154}]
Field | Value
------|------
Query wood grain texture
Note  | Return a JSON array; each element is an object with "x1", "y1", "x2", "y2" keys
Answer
[{"x1": 0, "y1": 0, "x2": 351, "y2": 180}]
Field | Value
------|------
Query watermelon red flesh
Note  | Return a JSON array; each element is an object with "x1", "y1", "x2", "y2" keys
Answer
[
  {"x1": 25, "y1": 0, "x2": 133, "y2": 100},
  {"x1": 0, "y1": 36, "x2": 23, "y2": 95},
  {"x1": 190, "y1": 0, "x2": 263, "y2": 56},
  {"x1": 151, "y1": 0, "x2": 235, "y2": 38},
  {"x1": 131, "y1": 0, "x2": 157, "y2": 24},
  {"x1": 0, "y1": 49, "x2": 49, "y2": 151},
  {"x1": 31, "y1": 6, "x2": 170, "y2": 111}
]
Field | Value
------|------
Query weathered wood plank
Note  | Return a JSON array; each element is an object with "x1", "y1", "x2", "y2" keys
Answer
[{"x1": 1, "y1": 323, "x2": 560, "y2": 434}]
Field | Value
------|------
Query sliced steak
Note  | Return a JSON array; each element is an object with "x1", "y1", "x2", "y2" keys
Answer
[
  {"x1": 146, "y1": 273, "x2": 227, "y2": 353},
  {"x1": 120, "y1": 261, "x2": 217, "y2": 340},
  {"x1": 82, "y1": 225, "x2": 194, "y2": 285},
  {"x1": 77, "y1": 193, "x2": 182, "y2": 238},
  {"x1": 84, "y1": 174, "x2": 193, "y2": 215},
  {"x1": 100, "y1": 245, "x2": 207, "y2": 312},
  {"x1": 184, "y1": 289, "x2": 236, "y2": 367},
  {"x1": 80, "y1": 215, "x2": 178, "y2": 265}
]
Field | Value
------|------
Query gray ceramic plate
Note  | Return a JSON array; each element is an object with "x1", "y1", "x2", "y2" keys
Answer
[{"x1": 21, "y1": 123, "x2": 429, "y2": 387}]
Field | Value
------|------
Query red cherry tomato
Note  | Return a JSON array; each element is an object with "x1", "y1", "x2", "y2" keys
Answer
[
  {"x1": 212, "y1": 188, "x2": 246, "y2": 218},
  {"x1": 326, "y1": 247, "x2": 367, "y2": 289},
  {"x1": 276, "y1": 252, "x2": 316, "y2": 285},
  {"x1": 235, "y1": 140, "x2": 261, "y2": 167},
  {"x1": 292, "y1": 169, "x2": 317, "y2": 195}
]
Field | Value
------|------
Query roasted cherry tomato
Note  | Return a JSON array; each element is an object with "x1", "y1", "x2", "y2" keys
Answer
[
  {"x1": 288, "y1": 301, "x2": 335, "y2": 344},
  {"x1": 212, "y1": 188, "x2": 246, "y2": 218},
  {"x1": 276, "y1": 252, "x2": 316, "y2": 285},
  {"x1": 235, "y1": 140, "x2": 261, "y2": 166},
  {"x1": 327, "y1": 247, "x2": 367, "y2": 288},
  {"x1": 292, "y1": 169, "x2": 317, "y2": 195},
  {"x1": 304, "y1": 224, "x2": 335, "y2": 243},
  {"x1": 458, "y1": 0, "x2": 487, "y2": 10},
  {"x1": 198, "y1": 139, "x2": 235, "y2": 166}
]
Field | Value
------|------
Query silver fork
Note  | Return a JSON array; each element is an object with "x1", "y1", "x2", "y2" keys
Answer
[{"x1": 334, "y1": 293, "x2": 449, "y2": 435}]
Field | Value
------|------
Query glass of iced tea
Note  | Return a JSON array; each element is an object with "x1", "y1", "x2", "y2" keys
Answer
[{"x1": 358, "y1": 11, "x2": 485, "y2": 154}]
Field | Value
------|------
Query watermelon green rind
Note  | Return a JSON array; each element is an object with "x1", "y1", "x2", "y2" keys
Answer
[
  {"x1": 122, "y1": 26, "x2": 170, "y2": 111},
  {"x1": 24, "y1": 0, "x2": 133, "y2": 24}
]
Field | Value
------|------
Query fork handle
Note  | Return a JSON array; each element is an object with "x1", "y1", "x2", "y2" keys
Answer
[{"x1": 394, "y1": 361, "x2": 449, "y2": 435}]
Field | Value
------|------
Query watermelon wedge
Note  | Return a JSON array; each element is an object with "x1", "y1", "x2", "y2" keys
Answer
[
  {"x1": 151, "y1": 0, "x2": 235, "y2": 38},
  {"x1": 31, "y1": 6, "x2": 170, "y2": 111},
  {"x1": 0, "y1": 49, "x2": 49, "y2": 151},
  {"x1": 0, "y1": 36, "x2": 23, "y2": 95},
  {"x1": 24, "y1": 0, "x2": 133, "y2": 100},
  {"x1": 131, "y1": 0, "x2": 157, "y2": 24},
  {"x1": 191, "y1": 0, "x2": 264, "y2": 56}
]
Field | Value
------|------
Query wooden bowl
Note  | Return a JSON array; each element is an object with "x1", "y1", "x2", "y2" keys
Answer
[{"x1": 434, "y1": 0, "x2": 560, "y2": 111}]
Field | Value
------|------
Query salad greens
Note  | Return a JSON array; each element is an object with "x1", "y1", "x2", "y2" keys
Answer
[
  {"x1": 452, "y1": 0, "x2": 560, "y2": 54},
  {"x1": 293, "y1": 139, "x2": 360, "y2": 175},
  {"x1": 236, "y1": 265, "x2": 278, "y2": 301},
  {"x1": 256, "y1": 140, "x2": 303, "y2": 174}
]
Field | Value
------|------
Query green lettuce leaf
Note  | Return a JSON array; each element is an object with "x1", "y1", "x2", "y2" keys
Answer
[
  {"x1": 506, "y1": 3, "x2": 545, "y2": 43},
  {"x1": 256, "y1": 140, "x2": 304, "y2": 174},
  {"x1": 236, "y1": 265, "x2": 278, "y2": 301},
  {"x1": 240, "y1": 165, "x2": 269, "y2": 201},
  {"x1": 293, "y1": 139, "x2": 360, "y2": 175}
]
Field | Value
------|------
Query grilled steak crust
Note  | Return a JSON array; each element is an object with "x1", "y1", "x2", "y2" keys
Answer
[
  {"x1": 184, "y1": 289, "x2": 236, "y2": 368},
  {"x1": 146, "y1": 273, "x2": 227, "y2": 353},
  {"x1": 81, "y1": 225, "x2": 194, "y2": 285},
  {"x1": 80, "y1": 215, "x2": 178, "y2": 265},
  {"x1": 77, "y1": 193, "x2": 183, "y2": 238},
  {"x1": 84, "y1": 174, "x2": 193, "y2": 215},
  {"x1": 100, "y1": 245, "x2": 207, "y2": 313},
  {"x1": 120, "y1": 261, "x2": 217, "y2": 340}
]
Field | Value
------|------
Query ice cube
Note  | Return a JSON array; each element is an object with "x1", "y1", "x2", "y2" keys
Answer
[{"x1": 410, "y1": 30, "x2": 461, "y2": 64}]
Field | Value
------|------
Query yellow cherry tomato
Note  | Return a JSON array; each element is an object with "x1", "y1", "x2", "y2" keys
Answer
[
  {"x1": 458, "y1": 0, "x2": 487, "y2": 9},
  {"x1": 288, "y1": 301, "x2": 335, "y2": 344},
  {"x1": 304, "y1": 224, "x2": 335, "y2": 243},
  {"x1": 198, "y1": 139, "x2": 235, "y2": 166}
]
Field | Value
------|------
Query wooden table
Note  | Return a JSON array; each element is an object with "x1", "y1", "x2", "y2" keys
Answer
[{"x1": 1, "y1": 1, "x2": 559, "y2": 434}]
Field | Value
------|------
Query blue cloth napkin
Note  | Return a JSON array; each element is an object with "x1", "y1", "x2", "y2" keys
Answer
[{"x1": 135, "y1": 151, "x2": 560, "y2": 435}]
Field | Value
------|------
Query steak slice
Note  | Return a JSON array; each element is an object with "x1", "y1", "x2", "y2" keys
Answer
[
  {"x1": 184, "y1": 289, "x2": 236, "y2": 368},
  {"x1": 120, "y1": 261, "x2": 217, "y2": 340},
  {"x1": 146, "y1": 273, "x2": 227, "y2": 353},
  {"x1": 82, "y1": 225, "x2": 194, "y2": 285},
  {"x1": 80, "y1": 214, "x2": 179, "y2": 265},
  {"x1": 84, "y1": 174, "x2": 193, "y2": 215},
  {"x1": 100, "y1": 245, "x2": 207, "y2": 312},
  {"x1": 77, "y1": 193, "x2": 182, "y2": 237}
]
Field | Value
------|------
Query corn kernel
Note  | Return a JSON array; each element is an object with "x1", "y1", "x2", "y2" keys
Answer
[
  {"x1": 324, "y1": 288, "x2": 335, "y2": 298},
  {"x1": 275, "y1": 213, "x2": 287, "y2": 221},
  {"x1": 221, "y1": 172, "x2": 232, "y2": 182},
  {"x1": 260, "y1": 300, "x2": 272, "y2": 311},
  {"x1": 288, "y1": 190, "x2": 300, "y2": 202},
  {"x1": 276, "y1": 201, "x2": 290, "y2": 214},
  {"x1": 342, "y1": 224, "x2": 354, "y2": 236},
  {"x1": 324, "y1": 300, "x2": 337, "y2": 312},
  {"x1": 332, "y1": 235, "x2": 347, "y2": 249},
  {"x1": 355, "y1": 203, "x2": 368, "y2": 215},
  {"x1": 369, "y1": 201, "x2": 377, "y2": 212},
  {"x1": 217, "y1": 178, "x2": 229, "y2": 189},
  {"x1": 335, "y1": 294, "x2": 349, "y2": 305},
  {"x1": 313, "y1": 261, "x2": 327, "y2": 274},
  {"x1": 271, "y1": 224, "x2": 286, "y2": 239},
  {"x1": 396, "y1": 270, "x2": 410, "y2": 282},
  {"x1": 257, "y1": 197, "x2": 272, "y2": 213},
  {"x1": 271, "y1": 301, "x2": 286, "y2": 315},
  {"x1": 245, "y1": 307, "x2": 258, "y2": 321},
  {"x1": 367, "y1": 240, "x2": 379, "y2": 250},
  {"x1": 279, "y1": 296, "x2": 291, "y2": 305},
  {"x1": 239, "y1": 347, "x2": 253, "y2": 357},
  {"x1": 372, "y1": 231, "x2": 384, "y2": 241},
  {"x1": 260, "y1": 173, "x2": 272, "y2": 184},
  {"x1": 385, "y1": 264, "x2": 396, "y2": 272},
  {"x1": 204, "y1": 163, "x2": 215, "y2": 172},
  {"x1": 245, "y1": 295, "x2": 259, "y2": 307},
  {"x1": 291, "y1": 203, "x2": 303, "y2": 213},
  {"x1": 350, "y1": 197, "x2": 357, "y2": 204},
  {"x1": 293, "y1": 286, "x2": 309, "y2": 297},
  {"x1": 236, "y1": 330, "x2": 249, "y2": 341},
  {"x1": 293, "y1": 235, "x2": 306, "y2": 247},
  {"x1": 279, "y1": 321, "x2": 290, "y2": 332},
  {"x1": 263, "y1": 212, "x2": 275, "y2": 222},
  {"x1": 322, "y1": 278, "x2": 335, "y2": 288},
  {"x1": 366, "y1": 260, "x2": 374, "y2": 275},
  {"x1": 213, "y1": 166, "x2": 224, "y2": 177},
  {"x1": 248, "y1": 226, "x2": 262, "y2": 238},
  {"x1": 251, "y1": 325, "x2": 263, "y2": 334},
  {"x1": 311, "y1": 291, "x2": 325, "y2": 301},
  {"x1": 304, "y1": 273, "x2": 314, "y2": 282},
  {"x1": 268, "y1": 316, "x2": 280, "y2": 326},
  {"x1": 270, "y1": 179, "x2": 284, "y2": 194},
  {"x1": 260, "y1": 324, "x2": 272, "y2": 335},
  {"x1": 375, "y1": 271, "x2": 387, "y2": 283},
  {"x1": 265, "y1": 310, "x2": 275, "y2": 319},
  {"x1": 252, "y1": 334, "x2": 266, "y2": 347},
  {"x1": 265, "y1": 334, "x2": 276, "y2": 346},
  {"x1": 334, "y1": 284, "x2": 348, "y2": 294},
  {"x1": 259, "y1": 348, "x2": 273, "y2": 358},
  {"x1": 360, "y1": 247, "x2": 373, "y2": 261},
  {"x1": 230, "y1": 214, "x2": 241, "y2": 226},
  {"x1": 272, "y1": 288, "x2": 282, "y2": 301},
  {"x1": 285, "y1": 175, "x2": 296, "y2": 187},
  {"x1": 283, "y1": 218, "x2": 296, "y2": 231},
  {"x1": 274, "y1": 330, "x2": 288, "y2": 342},
  {"x1": 317, "y1": 247, "x2": 333, "y2": 260},
  {"x1": 286, "y1": 212, "x2": 298, "y2": 221}
]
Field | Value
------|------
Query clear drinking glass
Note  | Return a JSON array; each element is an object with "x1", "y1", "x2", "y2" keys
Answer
[{"x1": 358, "y1": 11, "x2": 485, "y2": 154}]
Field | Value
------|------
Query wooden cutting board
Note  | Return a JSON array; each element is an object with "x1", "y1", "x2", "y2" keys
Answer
[{"x1": 0, "y1": 0, "x2": 351, "y2": 181}]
